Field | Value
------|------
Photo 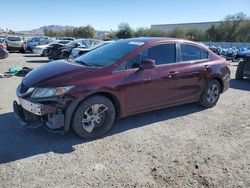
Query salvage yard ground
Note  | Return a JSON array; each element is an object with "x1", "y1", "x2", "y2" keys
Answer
[{"x1": 0, "y1": 53, "x2": 250, "y2": 187}]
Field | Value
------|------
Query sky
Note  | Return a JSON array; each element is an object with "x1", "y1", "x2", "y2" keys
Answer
[{"x1": 1, "y1": 0, "x2": 250, "y2": 31}]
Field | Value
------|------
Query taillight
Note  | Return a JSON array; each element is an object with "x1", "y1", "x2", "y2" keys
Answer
[{"x1": 226, "y1": 60, "x2": 230, "y2": 69}]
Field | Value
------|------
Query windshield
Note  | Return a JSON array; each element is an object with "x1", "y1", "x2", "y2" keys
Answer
[
  {"x1": 7, "y1": 37, "x2": 21, "y2": 41},
  {"x1": 74, "y1": 40, "x2": 145, "y2": 67},
  {"x1": 66, "y1": 40, "x2": 77, "y2": 47}
]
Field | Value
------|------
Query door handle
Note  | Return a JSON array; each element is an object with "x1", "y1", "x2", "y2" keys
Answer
[
  {"x1": 169, "y1": 71, "x2": 179, "y2": 75},
  {"x1": 203, "y1": 65, "x2": 211, "y2": 71},
  {"x1": 168, "y1": 71, "x2": 179, "y2": 78}
]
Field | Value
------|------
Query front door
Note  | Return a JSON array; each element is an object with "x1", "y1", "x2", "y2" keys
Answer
[{"x1": 125, "y1": 43, "x2": 179, "y2": 114}]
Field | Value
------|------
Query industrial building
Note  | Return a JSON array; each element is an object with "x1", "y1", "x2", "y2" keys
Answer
[{"x1": 151, "y1": 21, "x2": 221, "y2": 32}]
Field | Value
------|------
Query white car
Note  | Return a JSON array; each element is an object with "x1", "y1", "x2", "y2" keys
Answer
[
  {"x1": 71, "y1": 41, "x2": 113, "y2": 59},
  {"x1": 5, "y1": 36, "x2": 25, "y2": 52}
]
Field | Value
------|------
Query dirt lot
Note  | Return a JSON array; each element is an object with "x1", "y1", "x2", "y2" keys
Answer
[{"x1": 0, "y1": 53, "x2": 249, "y2": 188}]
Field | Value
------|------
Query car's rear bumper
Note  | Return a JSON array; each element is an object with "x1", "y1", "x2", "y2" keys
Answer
[
  {"x1": 7, "y1": 46, "x2": 23, "y2": 50},
  {"x1": 222, "y1": 71, "x2": 230, "y2": 92},
  {"x1": 243, "y1": 60, "x2": 250, "y2": 76}
]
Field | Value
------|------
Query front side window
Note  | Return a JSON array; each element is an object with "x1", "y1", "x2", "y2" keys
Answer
[
  {"x1": 126, "y1": 54, "x2": 140, "y2": 69},
  {"x1": 126, "y1": 43, "x2": 176, "y2": 69}
]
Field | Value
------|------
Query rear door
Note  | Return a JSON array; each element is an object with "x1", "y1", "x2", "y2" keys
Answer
[{"x1": 176, "y1": 43, "x2": 211, "y2": 101}]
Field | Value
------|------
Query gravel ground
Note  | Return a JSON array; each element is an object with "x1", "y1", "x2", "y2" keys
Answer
[{"x1": 0, "y1": 53, "x2": 250, "y2": 188}]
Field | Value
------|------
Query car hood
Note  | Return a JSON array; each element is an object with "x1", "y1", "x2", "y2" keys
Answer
[{"x1": 22, "y1": 60, "x2": 94, "y2": 87}]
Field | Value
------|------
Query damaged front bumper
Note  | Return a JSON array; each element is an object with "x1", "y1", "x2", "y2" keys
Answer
[
  {"x1": 13, "y1": 98, "x2": 66, "y2": 133},
  {"x1": 13, "y1": 95, "x2": 80, "y2": 133}
]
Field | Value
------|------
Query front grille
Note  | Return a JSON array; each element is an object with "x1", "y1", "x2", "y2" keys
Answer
[{"x1": 20, "y1": 83, "x2": 29, "y2": 94}]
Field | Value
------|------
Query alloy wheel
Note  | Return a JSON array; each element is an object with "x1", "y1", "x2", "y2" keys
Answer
[
  {"x1": 81, "y1": 104, "x2": 108, "y2": 133},
  {"x1": 206, "y1": 84, "x2": 219, "y2": 104}
]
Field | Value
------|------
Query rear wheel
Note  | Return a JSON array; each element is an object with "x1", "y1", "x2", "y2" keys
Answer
[
  {"x1": 199, "y1": 80, "x2": 221, "y2": 108},
  {"x1": 72, "y1": 95, "x2": 116, "y2": 138},
  {"x1": 60, "y1": 51, "x2": 70, "y2": 60},
  {"x1": 235, "y1": 61, "x2": 246, "y2": 80}
]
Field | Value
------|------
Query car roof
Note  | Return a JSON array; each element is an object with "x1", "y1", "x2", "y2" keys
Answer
[{"x1": 119, "y1": 37, "x2": 187, "y2": 43}]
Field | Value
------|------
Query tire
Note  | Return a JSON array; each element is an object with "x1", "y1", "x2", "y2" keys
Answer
[
  {"x1": 235, "y1": 61, "x2": 246, "y2": 80},
  {"x1": 232, "y1": 55, "x2": 240, "y2": 62},
  {"x1": 19, "y1": 48, "x2": 25, "y2": 53},
  {"x1": 51, "y1": 49, "x2": 60, "y2": 60},
  {"x1": 41, "y1": 50, "x2": 45, "y2": 57},
  {"x1": 199, "y1": 80, "x2": 221, "y2": 108},
  {"x1": 72, "y1": 95, "x2": 116, "y2": 138},
  {"x1": 60, "y1": 51, "x2": 70, "y2": 60}
]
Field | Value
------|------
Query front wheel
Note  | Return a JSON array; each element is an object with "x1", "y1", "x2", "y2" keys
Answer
[
  {"x1": 60, "y1": 51, "x2": 70, "y2": 60},
  {"x1": 199, "y1": 80, "x2": 221, "y2": 108},
  {"x1": 72, "y1": 95, "x2": 116, "y2": 138}
]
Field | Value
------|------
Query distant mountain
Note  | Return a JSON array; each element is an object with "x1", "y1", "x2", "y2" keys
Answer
[
  {"x1": 19, "y1": 25, "x2": 75, "y2": 35},
  {"x1": 18, "y1": 25, "x2": 111, "y2": 37}
]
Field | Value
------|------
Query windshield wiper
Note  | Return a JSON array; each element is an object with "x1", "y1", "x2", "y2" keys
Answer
[{"x1": 74, "y1": 60, "x2": 95, "y2": 67}]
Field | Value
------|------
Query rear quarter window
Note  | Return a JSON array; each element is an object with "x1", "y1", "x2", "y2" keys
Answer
[{"x1": 201, "y1": 49, "x2": 209, "y2": 59}]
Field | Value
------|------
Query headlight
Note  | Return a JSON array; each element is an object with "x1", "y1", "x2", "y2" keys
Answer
[
  {"x1": 31, "y1": 86, "x2": 74, "y2": 98},
  {"x1": 72, "y1": 49, "x2": 78, "y2": 57}
]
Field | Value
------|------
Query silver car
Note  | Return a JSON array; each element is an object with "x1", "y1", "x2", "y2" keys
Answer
[{"x1": 5, "y1": 36, "x2": 25, "y2": 52}]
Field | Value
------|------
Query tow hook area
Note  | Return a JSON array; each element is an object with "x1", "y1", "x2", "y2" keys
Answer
[
  {"x1": 13, "y1": 100, "x2": 65, "y2": 133},
  {"x1": 45, "y1": 110, "x2": 65, "y2": 130},
  {"x1": 13, "y1": 100, "x2": 42, "y2": 129}
]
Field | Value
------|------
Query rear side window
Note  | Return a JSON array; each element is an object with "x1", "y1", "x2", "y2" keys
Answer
[
  {"x1": 181, "y1": 44, "x2": 203, "y2": 61},
  {"x1": 142, "y1": 43, "x2": 176, "y2": 65},
  {"x1": 7, "y1": 37, "x2": 21, "y2": 41}
]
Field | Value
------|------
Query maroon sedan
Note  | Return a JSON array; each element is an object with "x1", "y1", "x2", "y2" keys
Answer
[
  {"x1": 14, "y1": 38, "x2": 230, "y2": 138},
  {"x1": 0, "y1": 41, "x2": 9, "y2": 59}
]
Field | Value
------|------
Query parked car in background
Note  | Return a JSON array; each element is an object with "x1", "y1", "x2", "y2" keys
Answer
[
  {"x1": 14, "y1": 37, "x2": 230, "y2": 138},
  {"x1": 56, "y1": 37, "x2": 75, "y2": 41},
  {"x1": 235, "y1": 50, "x2": 250, "y2": 80},
  {"x1": 59, "y1": 39, "x2": 102, "y2": 59},
  {"x1": 0, "y1": 36, "x2": 5, "y2": 43},
  {"x1": 71, "y1": 41, "x2": 113, "y2": 59},
  {"x1": 5, "y1": 36, "x2": 25, "y2": 52},
  {"x1": 43, "y1": 41, "x2": 70, "y2": 60},
  {"x1": 33, "y1": 40, "x2": 71, "y2": 56},
  {"x1": 45, "y1": 39, "x2": 102, "y2": 60},
  {"x1": 25, "y1": 36, "x2": 52, "y2": 52}
]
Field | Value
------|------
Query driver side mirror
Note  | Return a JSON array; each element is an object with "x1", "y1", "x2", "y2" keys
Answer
[{"x1": 139, "y1": 59, "x2": 156, "y2": 70}]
